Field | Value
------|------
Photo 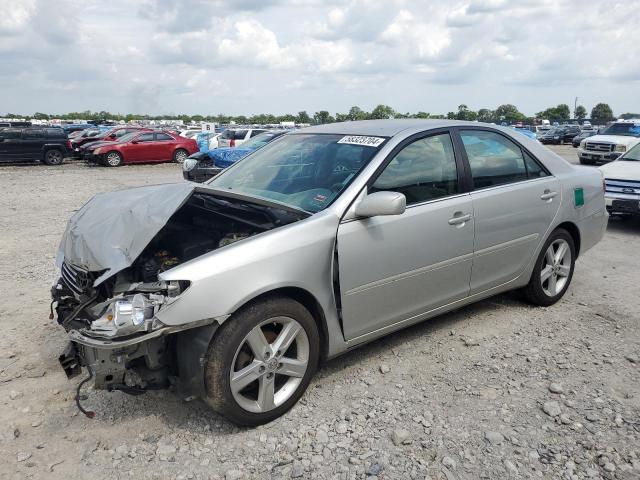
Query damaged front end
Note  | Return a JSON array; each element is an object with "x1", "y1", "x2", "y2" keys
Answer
[{"x1": 52, "y1": 183, "x2": 305, "y2": 406}]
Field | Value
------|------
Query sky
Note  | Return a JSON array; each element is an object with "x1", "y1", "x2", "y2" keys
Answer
[{"x1": 0, "y1": 0, "x2": 638, "y2": 117}]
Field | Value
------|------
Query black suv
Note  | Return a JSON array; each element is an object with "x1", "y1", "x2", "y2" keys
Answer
[
  {"x1": 0, "y1": 127, "x2": 70, "y2": 165},
  {"x1": 539, "y1": 125, "x2": 581, "y2": 145}
]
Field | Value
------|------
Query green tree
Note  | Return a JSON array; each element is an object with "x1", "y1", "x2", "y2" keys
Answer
[
  {"x1": 414, "y1": 111, "x2": 430, "y2": 119},
  {"x1": 369, "y1": 104, "x2": 395, "y2": 119},
  {"x1": 313, "y1": 110, "x2": 333, "y2": 124},
  {"x1": 591, "y1": 103, "x2": 614, "y2": 124},
  {"x1": 347, "y1": 106, "x2": 368, "y2": 121},
  {"x1": 494, "y1": 104, "x2": 525, "y2": 123},
  {"x1": 33, "y1": 112, "x2": 49, "y2": 120},
  {"x1": 574, "y1": 105, "x2": 587, "y2": 120},
  {"x1": 296, "y1": 111, "x2": 311, "y2": 124},
  {"x1": 619, "y1": 112, "x2": 640, "y2": 119},
  {"x1": 477, "y1": 108, "x2": 493, "y2": 123}
]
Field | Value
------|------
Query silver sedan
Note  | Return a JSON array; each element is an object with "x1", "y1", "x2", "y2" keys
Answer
[{"x1": 52, "y1": 120, "x2": 607, "y2": 425}]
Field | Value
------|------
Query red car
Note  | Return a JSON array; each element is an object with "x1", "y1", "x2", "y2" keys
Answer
[{"x1": 89, "y1": 131, "x2": 199, "y2": 166}]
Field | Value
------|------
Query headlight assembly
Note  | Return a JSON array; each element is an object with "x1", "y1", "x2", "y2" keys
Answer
[{"x1": 615, "y1": 145, "x2": 626, "y2": 153}]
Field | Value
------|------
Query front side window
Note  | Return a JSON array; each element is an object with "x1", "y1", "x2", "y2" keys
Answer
[
  {"x1": 233, "y1": 130, "x2": 249, "y2": 140},
  {"x1": 23, "y1": 129, "x2": 44, "y2": 139},
  {"x1": 370, "y1": 133, "x2": 458, "y2": 205},
  {"x1": 460, "y1": 130, "x2": 529, "y2": 189},
  {"x1": 209, "y1": 133, "x2": 385, "y2": 213},
  {"x1": 137, "y1": 133, "x2": 155, "y2": 142}
]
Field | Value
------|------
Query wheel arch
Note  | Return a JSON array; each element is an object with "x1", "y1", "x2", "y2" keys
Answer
[
  {"x1": 226, "y1": 287, "x2": 330, "y2": 362},
  {"x1": 555, "y1": 221, "x2": 581, "y2": 258}
]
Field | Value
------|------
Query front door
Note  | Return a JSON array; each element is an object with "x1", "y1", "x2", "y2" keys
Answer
[
  {"x1": 456, "y1": 129, "x2": 561, "y2": 293},
  {"x1": 337, "y1": 131, "x2": 475, "y2": 341},
  {"x1": 126, "y1": 132, "x2": 158, "y2": 162}
]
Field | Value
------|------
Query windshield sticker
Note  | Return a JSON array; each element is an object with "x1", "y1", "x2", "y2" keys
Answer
[{"x1": 337, "y1": 136, "x2": 385, "y2": 148}]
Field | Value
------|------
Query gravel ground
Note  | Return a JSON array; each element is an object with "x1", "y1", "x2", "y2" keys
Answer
[{"x1": 1, "y1": 146, "x2": 639, "y2": 480}]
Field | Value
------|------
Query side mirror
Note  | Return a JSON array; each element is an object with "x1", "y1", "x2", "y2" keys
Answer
[
  {"x1": 355, "y1": 191, "x2": 406, "y2": 218},
  {"x1": 131, "y1": 140, "x2": 138, "y2": 144}
]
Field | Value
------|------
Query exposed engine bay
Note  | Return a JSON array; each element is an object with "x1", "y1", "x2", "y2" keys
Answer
[{"x1": 52, "y1": 190, "x2": 305, "y2": 402}]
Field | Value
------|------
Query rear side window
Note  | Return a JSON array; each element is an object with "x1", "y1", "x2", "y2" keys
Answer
[
  {"x1": 46, "y1": 128, "x2": 65, "y2": 138},
  {"x1": 524, "y1": 152, "x2": 548, "y2": 178},
  {"x1": 250, "y1": 129, "x2": 266, "y2": 138},
  {"x1": 234, "y1": 130, "x2": 248, "y2": 140},
  {"x1": 220, "y1": 130, "x2": 234, "y2": 139},
  {"x1": 155, "y1": 133, "x2": 173, "y2": 141},
  {"x1": 371, "y1": 133, "x2": 459, "y2": 205},
  {"x1": 460, "y1": 130, "x2": 529, "y2": 189}
]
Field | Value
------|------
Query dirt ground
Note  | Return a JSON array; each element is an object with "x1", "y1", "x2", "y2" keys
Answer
[{"x1": 0, "y1": 145, "x2": 639, "y2": 480}]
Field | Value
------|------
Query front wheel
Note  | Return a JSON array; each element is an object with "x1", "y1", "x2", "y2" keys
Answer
[
  {"x1": 522, "y1": 228, "x2": 575, "y2": 306},
  {"x1": 104, "y1": 151, "x2": 123, "y2": 167},
  {"x1": 173, "y1": 148, "x2": 188, "y2": 163},
  {"x1": 204, "y1": 296, "x2": 319, "y2": 426}
]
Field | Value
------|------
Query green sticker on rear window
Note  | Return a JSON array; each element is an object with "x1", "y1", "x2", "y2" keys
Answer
[{"x1": 574, "y1": 187, "x2": 584, "y2": 207}]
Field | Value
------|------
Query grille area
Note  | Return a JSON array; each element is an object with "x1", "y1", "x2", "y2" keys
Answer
[
  {"x1": 585, "y1": 142, "x2": 614, "y2": 152},
  {"x1": 60, "y1": 261, "x2": 93, "y2": 297},
  {"x1": 605, "y1": 178, "x2": 640, "y2": 196}
]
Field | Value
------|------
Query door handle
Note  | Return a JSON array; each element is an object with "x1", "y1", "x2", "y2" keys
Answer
[
  {"x1": 448, "y1": 212, "x2": 472, "y2": 226},
  {"x1": 540, "y1": 190, "x2": 558, "y2": 201}
]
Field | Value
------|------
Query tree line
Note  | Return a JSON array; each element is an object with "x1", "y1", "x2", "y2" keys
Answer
[{"x1": 3, "y1": 102, "x2": 629, "y2": 126}]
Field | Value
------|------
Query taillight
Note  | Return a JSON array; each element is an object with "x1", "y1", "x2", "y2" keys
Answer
[{"x1": 230, "y1": 138, "x2": 235, "y2": 147}]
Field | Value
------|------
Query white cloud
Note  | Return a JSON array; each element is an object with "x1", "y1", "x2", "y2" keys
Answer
[{"x1": 0, "y1": 0, "x2": 638, "y2": 116}]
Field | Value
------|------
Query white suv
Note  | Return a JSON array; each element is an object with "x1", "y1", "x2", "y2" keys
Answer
[
  {"x1": 217, "y1": 128, "x2": 267, "y2": 148},
  {"x1": 578, "y1": 119, "x2": 640, "y2": 165}
]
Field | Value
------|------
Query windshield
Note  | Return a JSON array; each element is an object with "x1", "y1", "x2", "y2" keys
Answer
[
  {"x1": 208, "y1": 133, "x2": 386, "y2": 213},
  {"x1": 622, "y1": 143, "x2": 640, "y2": 161},
  {"x1": 240, "y1": 132, "x2": 284, "y2": 150},
  {"x1": 602, "y1": 123, "x2": 640, "y2": 137}
]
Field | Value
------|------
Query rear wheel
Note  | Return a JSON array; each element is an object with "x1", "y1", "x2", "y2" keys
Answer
[
  {"x1": 104, "y1": 151, "x2": 123, "y2": 167},
  {"x1": 173, "y1": 148, "x2": 188, "y2": 164},
  {"x1": 522, "y1": 228, "x2": 575, "y2": 306},
  {"x1": 43, "y1": 149, "x2": 63, "y2": 165},
  {"x1": 204, "y1": 296, "x2": 319, "y2": 426}
]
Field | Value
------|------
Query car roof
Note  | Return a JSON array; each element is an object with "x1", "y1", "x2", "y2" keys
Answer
[{"x1": 295, "y1": 119, "x2": 487, "y2": 137}]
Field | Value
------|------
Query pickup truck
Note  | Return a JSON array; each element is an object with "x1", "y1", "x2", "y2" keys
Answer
[{"x1": 578, "y1": 119, "x2": 640, "y2": 164}]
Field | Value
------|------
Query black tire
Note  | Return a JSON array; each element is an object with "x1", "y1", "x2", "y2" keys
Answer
[
  {"x1": 173, "y1": 148, "x2": 189, "y2": 164},
  {"x1": 43, "y1": 148, "x2": 64, "y2": 166},
  {"x1": 204, "y1": 296, "x2": 320, "y2": 426},
  {"x1": 103, "y1": 151, "x2": 123, "y2": 167},
  {"x1": 522, "y1": 228, "x2": 576, "y2": 307}
]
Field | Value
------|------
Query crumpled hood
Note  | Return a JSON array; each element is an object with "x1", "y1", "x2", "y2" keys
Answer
[{"x1": 57, "y1": 182, "x2": 196, "y2": 285}]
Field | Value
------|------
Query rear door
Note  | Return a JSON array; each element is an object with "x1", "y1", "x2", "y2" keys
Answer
[
  {"x1": 455, "y1": 128, "x2": 561, "y2": 293},
  {"x1": 154, "y1": 132, "x2": 176, "y2": 161}
]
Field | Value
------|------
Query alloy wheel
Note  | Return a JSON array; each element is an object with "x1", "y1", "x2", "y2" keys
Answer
[
  {"x1": 106, "y1": 152, "x2": 121, "y2": 166},
  {"x1": 47, "y1": 150, "x2": 62, "y2": 164},
  {"x1": 175, "y1": 150, "x2": 188, "y2": 163},
  {"x1": 540, "y1": 239, "x2": 572, "y2": 297},
  {"x1": 230, "y1": 316, "x2": 309, "y2": 413}
]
